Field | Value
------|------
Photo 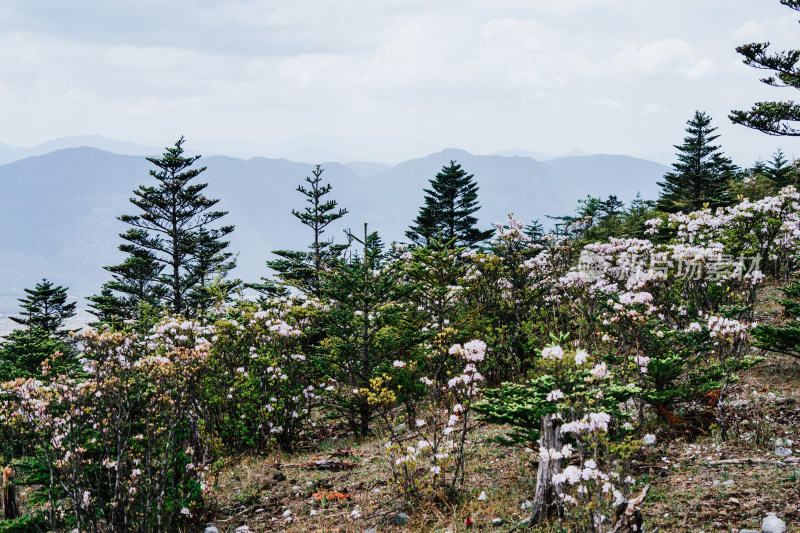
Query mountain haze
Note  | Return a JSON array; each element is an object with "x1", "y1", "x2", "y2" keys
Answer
[{"x1": 0, "y1": 144, "x2": 668, "y2": 329}]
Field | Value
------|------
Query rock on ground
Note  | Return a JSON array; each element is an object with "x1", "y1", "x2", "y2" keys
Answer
[{"x1": 762, "y1": 512, "x2": 786, "y2": 533}]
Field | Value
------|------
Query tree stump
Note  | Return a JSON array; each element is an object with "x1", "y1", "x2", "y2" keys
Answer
[
  {"x1": 2, "y1": 465, "x2": 19, "y2": 519},
  {"x1": 610, "y1": 484, "x2": 650, "y2": 533},
  {"x1": 530, "y1": 414, "x2": 563, "y2": 523}
]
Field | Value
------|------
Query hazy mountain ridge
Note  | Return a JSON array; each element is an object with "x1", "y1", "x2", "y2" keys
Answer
[{"x1": 0, "y1": 145, "x2": 669, "y2": 328}]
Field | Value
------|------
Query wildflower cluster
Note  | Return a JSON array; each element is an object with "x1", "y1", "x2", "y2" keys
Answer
[
  {"x1": 201, "y1": 297, "x2": 328, "y2": 451},
  {"x1": 1, "y1": 323, "x2": 210, "y2": 532},
  {"x1": 380, "y1": 339, "x2": 486, "y2": 501},
  {"x1": 478, "y1": 345, "x2": 640, "y2": 529}
]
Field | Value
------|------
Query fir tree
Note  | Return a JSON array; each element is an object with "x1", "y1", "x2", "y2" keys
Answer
[
  {"x1": 524, "y1": 219, "x2": 545, "y2": 243},
  {"x1": 0, "y1": 329, "x2": 77, "y2": 382},
  {"x1": 108, "y1": 137, "x2": 234, "y2": 316},
  {"x1": 731, "y1": 1, "x2": 800, "y2": 136},
  {"x1": 264, "y1": 165, "x2": 348, "y2": 298},
  {"x1": 10, "y1": 279, "x2": 77, "y2": 337},
  {"x1": 657, "y1": 111, "x2": 738, "y2": 212},
  {"x1": 621, "y1": 192, "x2": 656, "y2": 239},
  {"x1": 406, "y1": 161, "x2": 493, "y2": 248},
  {"x1": 600, "y1": 195, "x2": 625, "y2": 221}
]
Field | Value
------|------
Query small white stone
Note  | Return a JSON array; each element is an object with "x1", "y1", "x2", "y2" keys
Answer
[
  {"x1": 283, "y1": 510, "x2": 292, "y2": 518},
  {"x1": 775, "y1": 446, "x2": 792, "y2": 457},
  {"x1": 762, "y1": 512, "x2": 786, "y2": 533},
  {"x1": 478, "y1": 490, "x2": 487, "y2": 501},
  {"x1": 521, "y1": 500, "x2": 532, "y2": 510}
]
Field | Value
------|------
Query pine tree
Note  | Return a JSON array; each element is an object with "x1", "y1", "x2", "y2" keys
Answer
[
  {"x1": 10, "y1": 279, "x2": 77, "y2": 336},
  {"x1": 730, "y1": 1, "x2": 800, "y2": 136},
  {"x1": 406, "y1": 161, "x2": 493, "y2": 248},
  {"x1": 87, "y1": 246, "x2": 166, "y2": 325},
  {"x1": 264, "y1": 165, "x2": 348, "y2": 298},
  {"x1": 107, "y1": 137, "x2": 235, "y2": 316},
  {"x1": 185, "y1": 227, "x2": 240, "y2": 314},
  {"x1": 3, "y1": 280, "x2": 79, "y2": 381},
  {"x1": 657, "y1": 111, "x2": 738, "y2": 213},
  {"x1": 765, "y1": 149, "x2": 797, "y2": 189},
  {"x1": 320, "y1": 224, "x2": 409, "y2": 435}
]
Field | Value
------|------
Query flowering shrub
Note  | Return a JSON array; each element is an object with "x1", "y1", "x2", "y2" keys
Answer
[
  {"x1": 665, "y1": 185, "x2": 800, "y2": 277},
  {"x1": 1, "y1": 321, "x2": 211, "y2": 532},
  {"x1": 459, "y1": 215, "x2": 577, "y2": 381},
  {"x1": 477, "y1": 344, "x2": 641, "y2": 528},
  {"x1": 557, "y1": 193, "x2": 778, "y2": 426},
  {"x1": 200, "y1": 297, "x2": 327, "y2": 452},
  {"x1": 476, "y1": 343, "x2": 639, "y2": 444},
  {"x1": 376, "y1": 339, "x2": 486, "y2": 501}
]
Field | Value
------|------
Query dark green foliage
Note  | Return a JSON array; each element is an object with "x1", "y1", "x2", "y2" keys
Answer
[
  {"x1": 765, "y1": 149, "x2": 798, "y2": 188},
  {"x1": 476, "y1": 347, "x2": 639, "y2": 444},
  {"x1": 110, "y1": 137, "x2": 235, "y2": 316},
  {"x1": 406, "y1": 161, "x2": 493, "y2": 248},
  {"x1": 753, "y1": 275, "x2": 800, "y2": 358},
  {"x1": 320, "y1": 225, "x2": 411, "y2": 436},
  {"x1": 555, "y1": 193, "x2": 658, "y2": 243},
  {"x1": 524, "y1": 219, "x2": 545, "y2": 243},
  {"x1": 622, "y1": 192, "x2": 657, "y2": 239},
  {"x1": 0, "y1": 329, "x2": 77, "y2": 383},
  {"x1": 731, "y1": 1, "x2": 800, "y2": 136},
  {"x1": 263, "y1": 165, "x2": 348, "y2": 298},
  {"x1": 657, "y1": 111, "x2": 738, "y2": 212},
  {"x1": 0, "y1": 515, "x2": 41, "y2": 533},
  {"x1": 9, "y1": 279, "x2": 76, "y2": 337},
  {"x1": 186, "y1": 227, "x2": 240, "y2": 315},
  {"x1": 88, "y1": 246, "x2": 166, "y2": 326}
]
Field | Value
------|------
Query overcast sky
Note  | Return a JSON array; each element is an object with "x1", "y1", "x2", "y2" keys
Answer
[{"x1": 1, "y1": 0, "x2": 798, "y2": 164}]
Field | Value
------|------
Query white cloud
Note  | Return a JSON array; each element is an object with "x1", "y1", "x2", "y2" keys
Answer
[
  {"x1": 0, "y1": 0, "x2": 789, "y2": 164},
  {"x1": 734, "y1": 20, "x2": 768, "y2": 41},
  {"x1": 595, "y1": 97, "x2": 623, "y2": 110},
  {"x1": 642, "y1": 103, "x2": 669, "y2": 116},
  {"x1": 610, "y1": 39, "x2": 715, "y2": 78}
]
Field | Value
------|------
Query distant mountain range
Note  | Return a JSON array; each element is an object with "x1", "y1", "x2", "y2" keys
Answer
[{"x1": 0, "y1": 140, "x2": 669, "y2": 332}]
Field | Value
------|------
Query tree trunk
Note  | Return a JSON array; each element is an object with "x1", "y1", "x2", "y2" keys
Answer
[
  {"x1": 530, "y1": 415, "x2": 563, "y2": 523},
  {"x1": 2, "y1": 465, "x2": 19, "y2": 519}
]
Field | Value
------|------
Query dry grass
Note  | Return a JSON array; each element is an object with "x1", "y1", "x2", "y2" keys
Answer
[{"x1": 203, "y1": 353, "x2": 800, "y2": 532}]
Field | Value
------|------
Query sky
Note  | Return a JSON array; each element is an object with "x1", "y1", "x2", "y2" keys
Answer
[{"x1": 0, "y1": 0, "x2": 798, "y2": 164}]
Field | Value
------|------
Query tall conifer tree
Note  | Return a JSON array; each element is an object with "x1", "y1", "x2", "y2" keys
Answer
[
  {"x1": 97, "y1": 137, "x2": 234, "y2": 317},
  {"x1": 1, "y1": 281, "x2": 78, "y2": 381},
  {"x1": 88, "y1": 246, "x2": 166, "y2": 325},
  {"x1": 765, "y1": 149, "x2": 797, "y2": 189},
  {"x1": 657, "y1": 111, "x2": 738, "y2": 213},
  {"x1": 406, "y1": 161, "x2": 493, "y2": 248},
  {"x1": 265, "y1": 165, "x2": 348, "y2": 297},
  {"x1": 10, "y1": 279, "x2": 77, "y2": 336}
]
